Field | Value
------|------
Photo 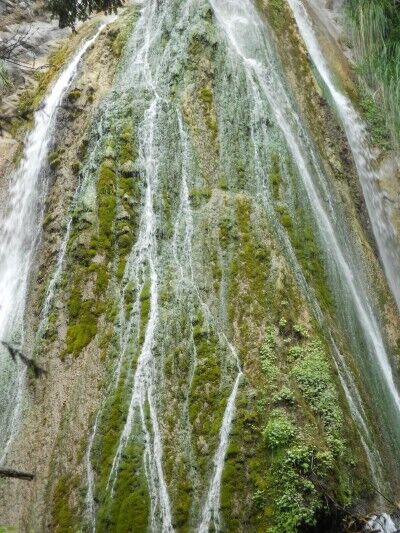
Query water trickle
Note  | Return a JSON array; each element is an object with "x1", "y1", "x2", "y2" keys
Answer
[
  {"x1": 0, "y1": 19, "x2": 111, "y2": 463},
  {"x1": 73, "y1": 0, "x2": 400, "y2": 528},
  {"x1": 199, "y1": 346, "x2": 242, "y2": 533}
]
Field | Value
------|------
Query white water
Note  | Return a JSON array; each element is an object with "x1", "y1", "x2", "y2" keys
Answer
[
  {"x1": 0, "y1": 20, "x2": 110, "y2": 463},
  {"x1": 107, "y1": 99, "x2": 173, "y2": 532},
  {"x1": 288, "y1": 0, "x2": 400, "y2": 312},
  {"x1": 103, "y1": 7, "x2": 175, "y2": 519},
  {"x1": 365, "y1": 513, "x2": 400, "y2": 533},
  {"x1": 36, "y1": 216, "x2": 72, "y2": 338},
  {"x1": 172, "y1": 111, "x2": 244, "y2": 532}
]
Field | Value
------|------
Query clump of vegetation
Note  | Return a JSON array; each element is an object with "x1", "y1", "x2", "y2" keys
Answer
[
  {"x1": 347, "y1": 0, "x2": 400, "y2": 145},
  {"x1": 65, "y1": 294, "x2": 103, "y2": 357},
  {"x1": 256, "y1": 324, "x2": 365, "y2": 532},
  {"x1": 263, "y1": 408, "x2": 296, "y2": 448},
  {"x1": 67, "y1": 89, "x2": 81, "y2": 102},
  {"x1": 48, "y1": 149, "x2": 64, "y2": 169},
  {"x1": 110, "y1": 10, "x2": 138, "y2": 58}
]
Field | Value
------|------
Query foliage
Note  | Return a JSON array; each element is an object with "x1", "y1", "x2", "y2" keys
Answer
[
  {"x1": 52, "y1": 476, "x2": 76, "y2": 531},
  {"x1": 257, "y1": 323, "x2": 362, "y2": 532},
  {"x1": 263, "y1": 408, "x2": 296, "y2": 448},
  {"x1": 46, "y1": 0, "x2": 124, "y2": 28},
  {"x1": 347, "y1": 0, "x2": 400, "y2": 144}
]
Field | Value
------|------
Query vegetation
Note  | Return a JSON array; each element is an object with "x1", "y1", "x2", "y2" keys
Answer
[
  {"x1": 27, "y1": 3, "x2": 387, "y2": 532},
  {"x1": 257, "y1": 325, "x2": 365, "y2": 532},
  {"x1": 46, "y1": 0, "x2": 124, "y2": 28},
  {"x1": 347, "y1": 0, "x2": 400, "y2": 144},
  {"x1": 52, "y1": 476, "x2": 77, "y2": 531}
]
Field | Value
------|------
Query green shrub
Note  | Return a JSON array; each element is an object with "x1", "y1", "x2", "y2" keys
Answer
[{"x1": 263, "y1": 408, "x2": 296, "y2": 448}]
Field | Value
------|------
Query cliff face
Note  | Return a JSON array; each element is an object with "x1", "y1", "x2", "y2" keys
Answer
[{"x1": 0, "y1": 1, "x2": 399, "y2": 532}]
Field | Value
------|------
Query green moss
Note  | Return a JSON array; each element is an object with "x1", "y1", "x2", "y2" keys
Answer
[
  {"x1": 255, "y1": 322, "x2": 364, "y2": 532},
  {"x1": 265, "y1": 0, "x2": 286, "y2": 31},
  {"x1": 96, "y1": 265, "x2": 110, "y2": 294},
  {"x1": 43, "y1": 213, "x2": 53, "y2": 228},
  {"x1": 63, "y1": 158, "x2": 117, "y2": 357},
  {"x1": 97, "y1": 164, "x2": 117, "y2": 257},
  {"x1": 227, "y1": 196, "x2": 271, "y2": 329},
  {"x1": 188, "y1": 318, "x2": 226, "y2": 478},
  {"x1": 71, "y1": 161, "x2": 81, "y2": 173},
  {"x1": 269, "y1": 153, "x2": 281, "y2": 200},
  {"x1": 65, "y1": 299, "x2": 98, "y2": 357},
  {"x1": 48, "y1": 150, "x2": 63, "y2": 170},
  {"x1": 110, "y1": 10, "x2": 138, "y2": 58},
  {"x1": 91, "y1": 377, "x2": 150, "y2": 532},
  {"x1": 199, "y1": 84, "x2": 218, "y2": 142},
  {"x1": 52, "y1": 476, "x2": 76, "y2": 531},
  {"x1": 189, "y1": 188, "x2": 211, "y2": 208},
  {"x1": 67, "y1": 89, "x2": 81, "y2": 102}
]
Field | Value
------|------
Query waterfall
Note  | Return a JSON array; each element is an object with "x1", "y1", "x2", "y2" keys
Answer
[
  {"x1": 287, "y1": 0, "x2": 400, "y2": 312},
  {"x1": 0, "y1": 20, "x2": 111, "y2": 464},
  {"x1": 366, "y1": 514, "x2": 400, "y2": 533},
  {"x1": 10, "y1": 0, "x2": 396, "y2": 529},
  {"x1": 209, "y1": 0, "x2": 400, "y2": 483}
]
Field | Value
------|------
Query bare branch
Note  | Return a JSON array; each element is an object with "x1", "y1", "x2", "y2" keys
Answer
[{"x1": 0, "y1": 468, "x2": 35, "y2": 481}]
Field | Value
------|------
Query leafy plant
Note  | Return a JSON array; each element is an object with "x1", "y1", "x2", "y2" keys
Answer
[{"x1": 263, "y1": 408, "x2": 296, "y2": 448}]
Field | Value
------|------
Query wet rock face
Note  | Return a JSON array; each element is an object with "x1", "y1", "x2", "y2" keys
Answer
[{"x1": 0, "y1": 1, "x2": 67, "y2": 71}]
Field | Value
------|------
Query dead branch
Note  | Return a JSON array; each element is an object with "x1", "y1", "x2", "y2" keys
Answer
[
  {"x1": 0, "y1": 24, "x2": 41, "y2": 71},
  {"x1": 1, "y1": 341, "x2": 47, "y2": 378},
  {"x1": 0, "y1": 468, "x2": 34, "y2": 480}
]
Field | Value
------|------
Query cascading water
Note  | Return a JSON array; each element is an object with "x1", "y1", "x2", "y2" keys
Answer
[
  {"x1": 366, "y1": 514, "x2": 400, "y2": 533},
  {"x1": 208, "y1": 0, "x2": 400, "y2": 482},
  {"x1": 0, "y1": 20, "x2": 111, "y2": 463},
  {"x1": 286, "y1": 0, "x2": 400, "y2": 313},
  {"x1": 285, "y1": 1, "x2": 400, "y2": 527},
  {"x1": 7, "y1": 0, "x2": 397, "y2": 530},
  {"x1": 80, "y1": 3, "x2": 245, "y2": 530}
]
